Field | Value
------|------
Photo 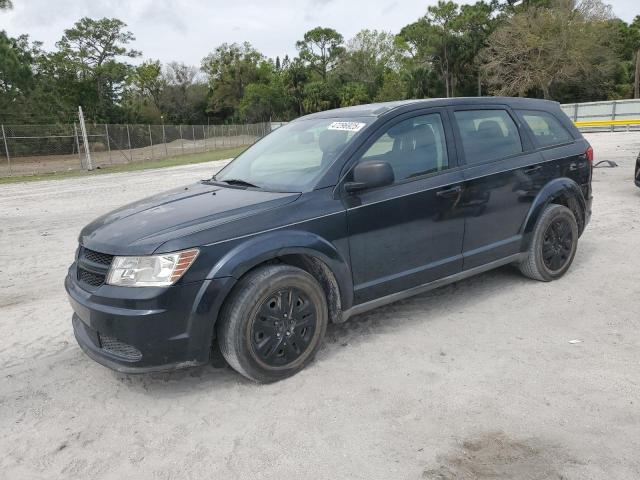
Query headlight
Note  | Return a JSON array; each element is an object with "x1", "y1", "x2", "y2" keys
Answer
[{"x1": 106, "y1": 249, "x2": 199, "y2": 287}]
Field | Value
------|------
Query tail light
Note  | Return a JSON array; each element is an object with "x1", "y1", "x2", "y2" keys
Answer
[{"x1": 585, "y1": 145, "x2": 594, "y2": 166}]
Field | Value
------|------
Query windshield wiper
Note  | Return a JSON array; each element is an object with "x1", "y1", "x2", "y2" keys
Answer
[{"x1": 218, "y1": 178, "x2": 260, "y2": 188}]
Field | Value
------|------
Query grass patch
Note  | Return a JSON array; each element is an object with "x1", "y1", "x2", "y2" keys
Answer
[{"x1": 0, "y1": 147, "x2": 246, "y2": 185}]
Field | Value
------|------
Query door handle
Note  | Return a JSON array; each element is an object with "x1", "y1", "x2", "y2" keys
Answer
[
  {"x1": 436, "y1": 185, "x2": 462, "y2": 198},
  {"x1": 524, "y1": 165, "x2": 542, "y2": 174}
]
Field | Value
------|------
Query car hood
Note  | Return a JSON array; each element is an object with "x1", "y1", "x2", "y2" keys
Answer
[{"x1": 79, "y1": 182, "x2": 300, "y2": 255}]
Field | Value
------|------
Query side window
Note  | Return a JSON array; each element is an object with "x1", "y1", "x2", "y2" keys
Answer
[
  {"x1": 453, "y1": 109, "x2": 522, "y2": 165},
  {"x1": 518, "y1": 110, "x2": 573, "y2": 147},
  {"x1": 360, "y1": 113, "x2": 449, "y2": 182}
]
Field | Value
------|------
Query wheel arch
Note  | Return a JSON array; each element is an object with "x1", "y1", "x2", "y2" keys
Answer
[
  {"x1": 206, "y1": 230, "x2": 353, "y2": 326},
  {"x1": 520, "y1": 177, "x2": 587, "y2": 251}
]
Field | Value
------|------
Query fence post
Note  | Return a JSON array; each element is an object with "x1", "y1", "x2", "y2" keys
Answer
[
  {"x1": 611, "y1": 101, "x2": 617, "y2": 133},
  {"x1": 104, "y1": 124, "x2": 112, "y2": 164},
  {"x1": 1, "y1": 124, "x2": 11, "y2": 175},
  {"x1": 148, "y1": 125, "x2": 153, "y2": 161},
  {"x1": 126, "y1": 124, "x2": 133, "y2": 162},
  {"x1": 191, "y1": 125, "x2": 195, "y2": 153},
  {"x1": 573, "y1": 103, "x2": 578, "y2": 122},
  {"x1": 73, "y1": 123, "x2": 82, "y2": 168},
  {"x1": 203, "y1": 125, "x2": 207, "y2": 152},
  {"x1": 162, "y1": 123, "x2": 168, "y2": 157},
  {"x1": 179, "y1": 125, "x2": 184, "y2": 155}
]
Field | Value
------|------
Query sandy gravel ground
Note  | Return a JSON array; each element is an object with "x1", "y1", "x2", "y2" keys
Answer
[{"x1": 0, "y1": 133, "x2": 639, "y2": 480}]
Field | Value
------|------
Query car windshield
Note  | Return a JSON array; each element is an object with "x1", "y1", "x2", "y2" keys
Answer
[{"x1": 214, "y1": 117, "x2": 373, "y2": 192}]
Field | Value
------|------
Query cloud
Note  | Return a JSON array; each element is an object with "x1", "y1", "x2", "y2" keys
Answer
[
  {"x1": 383, "y1": 2, "x2": 399, "y2": 15},
  {"x1": 0, "y1": 0, "x2": 636, "y2": 67}
]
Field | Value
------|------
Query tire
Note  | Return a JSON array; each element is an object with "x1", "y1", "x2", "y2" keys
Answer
[
  {"x1": 217, "y1": 264, "x2": 328, "y2": 383},
  {"x1": 519, "y1": 204, "x2": 579, "y2": 282}
]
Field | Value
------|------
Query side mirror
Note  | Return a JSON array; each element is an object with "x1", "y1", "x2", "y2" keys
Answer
[{"x1": 344, "y1": 161, "x2": 395, "y2": 193}]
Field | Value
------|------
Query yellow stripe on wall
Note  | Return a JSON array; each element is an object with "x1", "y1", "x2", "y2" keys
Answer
[{"x1": 574, "y1": 119, "x2": 640, "y2": 127}]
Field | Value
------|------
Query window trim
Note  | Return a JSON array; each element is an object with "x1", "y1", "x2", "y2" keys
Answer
[
  {"x1": 337, "y1": 107, "x2": 458, "y2": 192},
  {"x1": 447, "y1": 105, "x2": 529, "y2": 168},
  {"x1": 514, "y1": 108, "x2": 576, "y2": 150}
]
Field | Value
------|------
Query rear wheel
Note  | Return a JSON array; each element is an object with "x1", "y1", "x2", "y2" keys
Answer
[
  {"x1": 217, "y1": 264, "x2": 328, "y2": 383},
  {"x1": 519, "y1": 204, "x2": 579, "y2": 282}
]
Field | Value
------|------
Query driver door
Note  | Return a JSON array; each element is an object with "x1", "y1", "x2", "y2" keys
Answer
[{"x1": 343, "y1": 110, "x2": 466, "y2": 305}]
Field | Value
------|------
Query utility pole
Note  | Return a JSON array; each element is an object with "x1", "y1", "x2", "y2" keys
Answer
[{"x1": 78, "y1": 106, "x2": 93, "y2": 171}]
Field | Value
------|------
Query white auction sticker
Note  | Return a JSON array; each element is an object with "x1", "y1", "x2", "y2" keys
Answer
[{"x1": 328, "y1": 121, "x2": 366, "y2": 132}]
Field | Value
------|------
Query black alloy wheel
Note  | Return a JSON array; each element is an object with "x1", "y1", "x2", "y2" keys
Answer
[
  {"x1": 518, "y1": 203, "x2": 579, "y2": 282},
  {"x1": 217, "y1": 264, "x2": 328, "y2": 383},
  {"x1": 250, "y1": 287, "x2": 317, "y2": 368},
  {"x1": 541, "y1": 218, "x2": 574, "y2": 272}
]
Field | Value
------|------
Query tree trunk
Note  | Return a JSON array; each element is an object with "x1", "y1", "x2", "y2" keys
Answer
[
  {"x1": 635, "y1": 48, "x2": 640, "y2": 99},
  {"x1": 541, "y1": 84, "x2": 551, "y2": 100},
  {"x1": 477, "y1": 73, "x2": 482, "y2": 97}
]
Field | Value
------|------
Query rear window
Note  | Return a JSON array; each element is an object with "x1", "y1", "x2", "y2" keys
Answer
[
  {"x1": 453, "y1": 109, "x2": 523, "y2": 165},
  {"x1": 518, "y1": 110, "x2": 573, "y2": 148}
]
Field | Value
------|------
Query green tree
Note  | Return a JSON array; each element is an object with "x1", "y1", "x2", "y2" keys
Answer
[
  {"x1": 132, "y1": 60, "x2": 165, "y2": 111},
  {"x1": 201, "y1": 42, "x2": 269, "y2": 122},
  {"x1": 296, "y1": 27, "x2": 344, "y2": 80},
  {"x1": 374, "y1": 70, "x2": 408, "y2": 101},
  {"x1": 454, "y1": 1, "x2": 496, "y2": 96},
  {"x1": 615, "y1": 16, "x2": 640, "y2": 98},
  {"x1": 0, "y1": 33, "x2": 34, "y2": 106},
  {"x1": 399, "y1": 1, "x2": 462, "y2": 98},
  {"x1": 54, "y1": 17, "x2": 141, "y2": 121},
  {"x1": 338, "y1": 30, "x2": 402, "y2": 97},
  {"x1": 282, "y1": 56, "x2": 309, "y2": 116},
  {"x1": 240, "y1": 72, "x2": 292, "y2": 122},
  {"x1": 339, "y1": 82, "x2": 370, "y2": 107},
  {"x1": 302, "y1": 80, "x2": 339, "y2": 113}
]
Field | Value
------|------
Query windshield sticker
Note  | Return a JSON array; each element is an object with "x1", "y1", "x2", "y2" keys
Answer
[{"x1": 328, "y1": 121, "x2": 366, "y2": 132}]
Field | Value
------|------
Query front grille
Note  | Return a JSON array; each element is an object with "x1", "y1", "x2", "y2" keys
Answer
[
  {"x1": 82, "y1": 248, "x2": 114, "y2": 266},
  {"x1": 99, "y1": 334, "x2": 143, "y2": 361},
  {"x1": 76, "y1": 247, "x2": 113, "y2": 289},
  {"x1": 78, "y1": 268, "x2": 105, "y2": 287}
]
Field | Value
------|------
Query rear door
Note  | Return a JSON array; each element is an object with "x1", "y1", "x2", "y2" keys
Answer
[
  {"x1": 343, "y1": 109, "x2": 466, "y2": 304},
  {"x1": 514, "y1": 108, "x2": 590, "y2": 204},
  {"x1": 449, "y1": 106, "x2": 547, "y2": 269}
]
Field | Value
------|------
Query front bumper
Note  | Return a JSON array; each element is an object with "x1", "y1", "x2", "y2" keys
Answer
[{"x1": 65, "y1": 267, "x2": 235, "y2": 373}]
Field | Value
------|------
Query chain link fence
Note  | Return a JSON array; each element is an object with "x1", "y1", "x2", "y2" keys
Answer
[
  {"x1": 0, "y1": 122, "x2": 271, "y2": 177},
  {"x1": 5, "y1": 100, "x2": 640, "y2": 178}
]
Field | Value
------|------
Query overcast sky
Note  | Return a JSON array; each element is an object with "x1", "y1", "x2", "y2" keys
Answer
[{"x1": 1, "y1": 0, "x2": 638, "y2": 66}]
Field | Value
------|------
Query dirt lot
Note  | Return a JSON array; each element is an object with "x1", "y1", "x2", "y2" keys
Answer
[
  {"x1": 0, "y1": 135, "x2": 254, "y2": 177},
  {"x1": 1, "y1": 133, "x2": 639, "y2": 479}
]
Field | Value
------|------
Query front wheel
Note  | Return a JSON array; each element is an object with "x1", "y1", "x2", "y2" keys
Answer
[
  {"x1": 217, "y1": 264, "x2": 328, "y2": 383},
  {"x1": 519, "y1": 204, "x2": 579, "y2": 282}
]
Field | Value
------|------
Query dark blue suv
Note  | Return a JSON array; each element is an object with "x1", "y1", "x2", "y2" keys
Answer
[{"x1": 66, "y1": 97, "x2": 593, "y2": 382}]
